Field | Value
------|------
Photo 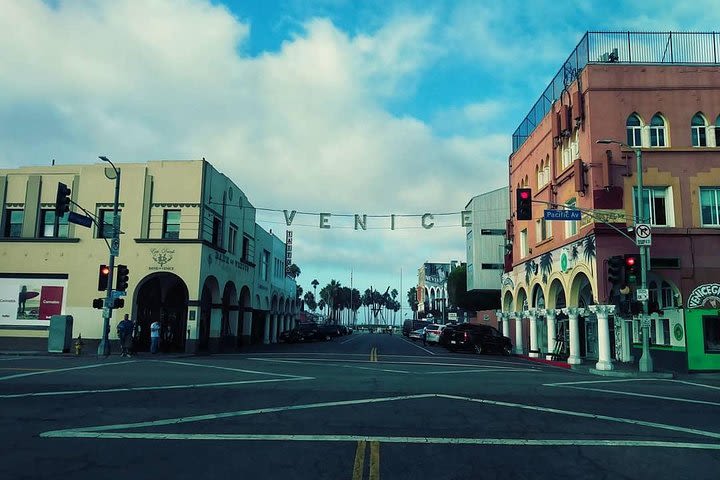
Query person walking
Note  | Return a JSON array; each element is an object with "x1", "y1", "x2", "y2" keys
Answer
[
  {"x1": 117, "y1": 314, "x2": 134, "y2": 357},
  {"x1": 422, "y1": 325, "x2": 428, "y2": 347},
  {"x1": 150, "y1": 319, "x2": 161, "y2": 354}
]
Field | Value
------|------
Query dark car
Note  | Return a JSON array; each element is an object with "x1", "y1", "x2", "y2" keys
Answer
[
  {"x1": 280, "y1": 322, "x2": 321, "y2": 343},
  {"x1": 438, "y1": 323, "x2": 457, "y2": 347},
  {"x1": 448, "y1": 324, "x2": 512, "y2": 355},
  {"x1": 402, "y1": 319, "x2": 431, "y2": 337},
  {"x1": 317, "y1": 324, "x2": 342, "y2": 340}
]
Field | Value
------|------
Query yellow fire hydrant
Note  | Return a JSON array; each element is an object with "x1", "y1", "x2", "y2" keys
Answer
[{"x1": 74, "y1": 334, "x2": 84, "y2": 356}]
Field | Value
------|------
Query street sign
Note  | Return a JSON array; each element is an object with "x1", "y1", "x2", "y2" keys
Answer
[
  {"x1": 448, "y1": 312, "x2": 458, "y2": 320},
  {"x1": 640, "y1": 317, "x2": 651, "y2": 328},
  {"x1": 544, "y1": 209, "x2": 582, "y2": 221},
  {"x1": 68, "y1": 211, "x2": 93, "y2": 228},
  {"x1": 636, "y1": 288, "x2": 649, "y2": 301},
  {"x1": 635, "y1": 223, "x2": 652, "y2": 246},
  {"x1": 111, "y1": 290, "x2": 126, "y2": 299},
  {"x1": 110, "y1": 237, "x2": 120, "y2": 257}
]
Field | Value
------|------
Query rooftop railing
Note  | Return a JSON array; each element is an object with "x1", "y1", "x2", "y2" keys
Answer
[{"x1": 511, "y1": 31, "x2": 720, "y2": 154}]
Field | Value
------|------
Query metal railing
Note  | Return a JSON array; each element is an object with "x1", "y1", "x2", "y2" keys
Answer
[{"x1": 512, "y1": 31, "x2": 720, "y2": 154}]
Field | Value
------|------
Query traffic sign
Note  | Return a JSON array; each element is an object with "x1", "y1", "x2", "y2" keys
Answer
[
  {"x1": 635, "y1": 223, "x2": 652, "y2": 246},
  {"x1": 640, "y1": 318, "x2": 651, "y2": 328},
  {"x1": 68, "y1": 212, "x2": 93, "y2": 228},
  {"x1": 110, "y1": 237, "x2": 120, "y2": 256},
  {"x1": 544, "y1": 209, "x2": 582, "y2": 221},
  {"x1": 636, "y1": 288, "x2": 649, "y2": 301}
]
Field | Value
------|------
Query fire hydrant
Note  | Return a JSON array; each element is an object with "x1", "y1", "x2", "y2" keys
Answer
[{"x1": 74, "y1": 334, "x2": 84, "y2": 356}]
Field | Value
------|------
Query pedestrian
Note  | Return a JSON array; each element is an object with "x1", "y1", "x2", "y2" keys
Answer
[
  {"x1": 117, "y1": 314, "x2": 134, "y2": 357},
  {"x1": 150, "y1": 319, "x2": 161, "y2": 354},
  {"x1": 422, "y1": 326, "x2": 428, "y2": 347}
]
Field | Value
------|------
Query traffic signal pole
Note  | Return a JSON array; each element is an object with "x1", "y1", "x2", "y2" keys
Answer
[
  {"x1": 635, "y1": 148, "x2": 653, "y2": 373},
  {"x1": 97, "y1": 158, "x2": 121, "y2": 357}
]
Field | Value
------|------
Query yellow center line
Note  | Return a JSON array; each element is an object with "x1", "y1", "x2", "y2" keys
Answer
[
  {"x1": 369, "y1": 441, "x2": 380, "y2": 480},
  {"x1": 352, "y1": 440, "x2": 367, "y2": 480}
]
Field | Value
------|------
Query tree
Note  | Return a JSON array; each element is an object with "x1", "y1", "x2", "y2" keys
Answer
[
  {"x1": 447, "y1": 264, "x2": 467, "y2": 309},
  {"x1": 311, "y1": 278, "x2": 319, "y2": 299},
  {"x1": 303, "y1": 291, "x2": 317, "y2": 312},
  {"x1": 318, "y1": 299, "x2": 326, "y2": 315},
  {"x1": 407, "y1": 287, "x2": 419, "y2": 316},
  {"x1": 287, "y1": 263, "x2": 301, "y2": 279}
]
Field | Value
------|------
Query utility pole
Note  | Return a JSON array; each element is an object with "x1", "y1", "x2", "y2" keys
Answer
[{"x1": 97, "y1": 156, "x2": 121, "y2": 357}]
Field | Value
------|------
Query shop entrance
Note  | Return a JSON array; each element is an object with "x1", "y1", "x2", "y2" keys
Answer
[{"x1": 134, "y1": 273, "x2": 189, "y2": 352}]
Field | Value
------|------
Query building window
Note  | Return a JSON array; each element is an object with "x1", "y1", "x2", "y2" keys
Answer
[
  {"x1": 260, "y1": 250, "x2": 269, "y2": 281},
  {"x1": 211, "y1": 216, "x2": 221, "y2": 246},
  {"x1": 98, "y1": 209, "x2": 120, "y2": 239},
  {"x1": 626, "y1": 113, "x2": 643, "y2": 148},
  {"x1": 691, "y1": 113, "x2": 708, "y2": 147},
  {"x1": 633, "y1": 187, "x2": 672, "y2": 227},
  {"x1": 228, "y1": 224, "x2": 238, "y2": 254},
  {"x1": 481, "y1": 263, "x2": 504, "y2": 270},
  {"x1": 520, "y1": 228, "x2": 528, "y2": 257},
  {"x1": 649, "y1": 114, "x2": 667, "y2": 147},
  {"x1": 39, "y1": 209, "x2": 69, "y2": 238},
  {"x1": 700, "y1": 187, "x2": 720, "y2": 227},
  {"x1": 162, "y1": 210, "x2": 181, "y2": 240},
  {"x1": 242, "y1": 235, "x2": 250, "y2": 261},
  {"x1": 703, "y1": 316, "x2": 720, "y2": 353},
  {"x1": 565, "y1": 199, "x2": 577, "y2": 238},
  {"x1": 535, "y1": 218, "x2": 551, "y2": 243},
  {"x1": 4, "y1": 209, "x2": 24, "y2": 238}
]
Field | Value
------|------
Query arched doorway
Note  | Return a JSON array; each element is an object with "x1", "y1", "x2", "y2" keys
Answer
[
  {"x1": 134, "y1": 272, "x2": 189, "y2": 352},
  {"x1": 198, "y1": 276, "x2": 220, "y2": 352}
]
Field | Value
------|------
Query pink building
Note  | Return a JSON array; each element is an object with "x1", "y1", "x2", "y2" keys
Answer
[{"x1": 499, "y1": 32, "x2": 720, "y2": 372}]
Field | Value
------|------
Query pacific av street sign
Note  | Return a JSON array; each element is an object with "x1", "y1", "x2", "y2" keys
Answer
[{"x1": 544, "y1": 209, "x2": 581, "y2": 221}]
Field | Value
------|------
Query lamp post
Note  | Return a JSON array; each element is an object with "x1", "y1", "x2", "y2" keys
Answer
[
  {"x1": 97, "y1": 155, "x2": 121, "y2": 357},
  {"x1": 596, "y1": 139, "x2": 653, "y2": 372}
]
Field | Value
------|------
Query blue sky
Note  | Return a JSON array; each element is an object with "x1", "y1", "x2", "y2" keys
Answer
[{"x1": 2, "y1": 1, "x2": 720, "y2": 317}]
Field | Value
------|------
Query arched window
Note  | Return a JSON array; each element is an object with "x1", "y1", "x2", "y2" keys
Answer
[
  {"x1": 544, "y1": 155, "x2": 550, "y2": 185},
  {"x1": 626, "y1": 113, "x2": 643, "y2": 147},
  {"x1": 649, "y1": 114, "x2": 667, "y2": 147},
  {"x1": 660, "y1": 281, "x2": 674, "y2": 308},
  {"x1": 691, "y1": 113, "x2": 708, "y2": 147},
  {"x1": 536, "y1": 164, "x2": 542, "y2": 188}
]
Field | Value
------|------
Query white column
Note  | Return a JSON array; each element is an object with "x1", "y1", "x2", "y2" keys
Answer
[
  {"x1": 513, "y1": 314, "x2": 524, "y2": 354},
  {"x1": 591, "y1": 305, "x2": 616, "y2": 371},
  {"x1": 564, "y1": 308, "x2": 584, "y2": 365},
  {"x1": 270, "y1": 314, "x2": 277, "y2": 343},
  {"x1": 545, "y1": 310, "x2": 557, "y2": 360},
  {"x1": 263, "y1": 312, "x2": 270, "y2": 345},
  {"x1": 528, "y1": 309, "x2": 539, "y2": 358}
]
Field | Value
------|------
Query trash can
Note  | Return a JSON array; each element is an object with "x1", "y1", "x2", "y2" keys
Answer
[{"x1": 48, "y1": 315, "x2": 74, "y2": 353}]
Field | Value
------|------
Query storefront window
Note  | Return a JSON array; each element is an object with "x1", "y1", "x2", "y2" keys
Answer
[{"x1": 704, "y1": 316, "x2": 720, "y2": 353}]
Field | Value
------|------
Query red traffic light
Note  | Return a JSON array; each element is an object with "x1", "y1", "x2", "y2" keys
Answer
[
  {"x1": 519, "y1": 190, "x2": 530, "y2": 200},
  {"x1": 625, "y1": 256, "x2": 636, "y2": 267},
  {"x1": 100, "y1": 265, "x2": 110, "y2": 275}
]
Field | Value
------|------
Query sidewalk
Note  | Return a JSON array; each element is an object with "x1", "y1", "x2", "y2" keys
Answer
[{"x1": 516, "y1": 354, "x2": 676, "y2": 378}]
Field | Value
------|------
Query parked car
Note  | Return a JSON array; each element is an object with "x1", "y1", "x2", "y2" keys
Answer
[
  {"x1": 439, "y1": 323, "x2": 457, "y2": 347},
  {"x1": 424, "y1": 324, "x2": 445, "y2": 344},
  {"x1": 409, "y1": 328, "x2": 424, "y2": 341},
  {"x1": 279, "y1": 322, "x2": 321, "y2": 343},
  {"x1": 448, "y1": 324, "x2": 512, "y2": 355},
  {"x1": 403, "y1": 319, "x2": 431, "y2": 337},
  {"x1": 317, "y1": 324, "x2": 342, "y2": 340}
]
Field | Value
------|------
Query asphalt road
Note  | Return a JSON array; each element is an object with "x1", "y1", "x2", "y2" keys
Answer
[{"x1": 1, "y1": 332, "x2": 720, "y2": 480}]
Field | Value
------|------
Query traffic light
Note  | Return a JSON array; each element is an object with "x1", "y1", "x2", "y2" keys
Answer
[
  {"x1": 98, "y1": 264, "x2": 110, "y2": 291},
  {"x1": 92, "y1": 298, "x2": 104, "y2": 309},
  {"x1": 55, "y1": 182, "x2": 71, "y2": 217},
  {"x1": 113, "y1": 298, "x2": 125, "y2": 309},
  {"x1": 624, "y1": 254, "x2": 641, "y2": 286},
  {"x1": 115, "y1": 264, "x2": 129, "y2": 292},
  {"x1": 516, "y1": 188, "x2": 533, "y2": 221},
  {"x1": 607, "y1": 255, "x2": 625, "y2": 290}
]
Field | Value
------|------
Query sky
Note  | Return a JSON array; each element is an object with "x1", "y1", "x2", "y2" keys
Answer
[{"x1": 2, "y1": 1, "x2": 719, "y2": 316}]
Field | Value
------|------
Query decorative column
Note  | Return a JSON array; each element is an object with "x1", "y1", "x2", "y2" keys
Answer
[
  {"x1": 545, "y1": 309, "x2": 557, "y2": 361},
  {"x1": 512, "y1": 313, "x2": 524, "y2": 355},
  {"x1": 590, "y1": 305, "x2": 616, "y2": 371},
  {"x1": 263, "y1": 312, "x2": 270, "y2": 345},
  {"x1": 528, "y1": 309, "x2": 540, "y2": 358},
  {"x1": 562, "y1": 307, "x2": 586, "y2": 365},
  {"x1": 496, "y1": 311, "x2": 510, "y2": 338},
  {"x1": 270, "y1": 314, "x2": 278, "y2": 343},
  {"x1": 241, "y1": 309, "x2": 253, "y2": 347}
]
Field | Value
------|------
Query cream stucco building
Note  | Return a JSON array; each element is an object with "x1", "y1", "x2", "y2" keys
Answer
[{"x1": 0, "y1": 159, "x2": 299, "y2": 353}]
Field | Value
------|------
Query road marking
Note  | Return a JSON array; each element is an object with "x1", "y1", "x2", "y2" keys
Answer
[
  {"x1": 0, "y1": 360, "x2": 134, "y2": 381},
  {"x1": 155, "y1": 360, "x2": 307, "y2": 379},
  {"x1": 341, "y1": 335, "x2": 363, "y2": 345},
  {"x1": 369, "y1": 440, "x2": 380, "y2": 480},
  {"x1": 36, "y1": 432, "x2": 720, "y2": 450},
  {"x1": 398, "y1": 336, "x2": 435, "y2": 355},
  {"x1": 0, "y1": 377, "x2": 312, "y2": 399},
  {"x1": 549, "y1": 385, "x2": 720, "y2": 407},
  {"x1": 0, "y1": 357, "x2": 24, "y2": 361},
  {"x1": 251, "y1": 357, "x2": 533, "y2": 369},
  {"x1": 352, "y1": 440, "x2": 366, "y2": 480},
  {"x1": 0, "y1": 368, "x2": 51, "y2": 371},
  {"x1": 41, "y1": 392, "x2": 720, "y2": 446},
  {"x1": 250, "y1": 357, "x2": 410, "y2": 374},
  {"x1": 543, "y1": 379, "x2": 663, "y2": 387},
  {"x1": 369, "y1": 347, "x2": 377, "y2": 362}
]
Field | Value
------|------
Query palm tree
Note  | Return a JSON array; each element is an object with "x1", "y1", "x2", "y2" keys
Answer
[
  {"x1": 583, "y1": 235, "x2": 596, "y2": 276},
  {"x1": 524, "y1": 261, "x2": 535, "y2": 286},
  {"x1": 311, "y1": 279, "x2": 319, "y2": 300},
  {"x1": 539, "y1": 252, "x2": 553, "y2": 284},
  {"x1": 318, "y1": 299, "x2": 326, "y2": 316}
]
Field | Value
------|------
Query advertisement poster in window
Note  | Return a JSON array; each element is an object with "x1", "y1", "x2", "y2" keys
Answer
[{"x1": 0, "y1": 277, "x2": 67, "y2": 326}]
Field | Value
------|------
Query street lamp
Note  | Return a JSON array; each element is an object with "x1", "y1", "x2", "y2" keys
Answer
[
  {"x1": 596, "y1": 139, "x2": 653, "y2": 372},
  {"x1": 97, "y1": 155, "x2": 121, "y2": 357}
]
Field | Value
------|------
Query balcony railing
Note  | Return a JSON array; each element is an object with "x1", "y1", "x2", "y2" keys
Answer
[{"x1": 512, "y1": 31, "x2": 720, "y2": 154}]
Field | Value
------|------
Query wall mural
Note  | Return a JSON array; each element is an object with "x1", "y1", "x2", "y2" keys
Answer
[{"x1": 504, "y1": 234, "x2": 597, "y2": 295}]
